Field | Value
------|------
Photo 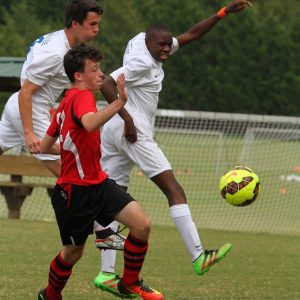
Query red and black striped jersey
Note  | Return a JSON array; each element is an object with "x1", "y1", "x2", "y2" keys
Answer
[{"x1": 47, "y1": 88, "x2": 108, "y2": 186}]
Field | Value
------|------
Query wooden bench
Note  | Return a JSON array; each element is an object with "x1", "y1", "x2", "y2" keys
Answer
[{"x1": 0, "y1": 155, "x2": 55, "y2": 219}]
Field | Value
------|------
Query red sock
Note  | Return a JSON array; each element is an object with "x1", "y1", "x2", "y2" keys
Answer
[
  {"x1": 46, "y1": 252, "x2": 73, "y2": 300},
  {"x1": 122, "y1": 233, "x2": 148, "y2": 286}
]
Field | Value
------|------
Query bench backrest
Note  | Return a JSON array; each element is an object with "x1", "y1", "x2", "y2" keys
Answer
[{"x1": 0, "y1": 155, "x2": 55, "y2": 177}]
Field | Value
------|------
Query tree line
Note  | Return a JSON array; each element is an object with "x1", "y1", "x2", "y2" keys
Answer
[{"x1": 0, "y1": 0, "x2": 299, "y2": 116}]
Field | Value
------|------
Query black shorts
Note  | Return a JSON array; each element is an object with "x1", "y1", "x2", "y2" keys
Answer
[{"x1": 51, "y1": 178, "x2": 134, "y2": 246}]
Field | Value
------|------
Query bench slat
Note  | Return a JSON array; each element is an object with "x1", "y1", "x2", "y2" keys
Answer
[
  {"x1": 0, "y1": 181, "x2": 54, "y2": 189},
  {"x1": 0, "y1": 155, "x2": 55, "y2": 177}
]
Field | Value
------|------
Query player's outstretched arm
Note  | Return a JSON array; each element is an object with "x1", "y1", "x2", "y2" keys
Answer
[{"x1": 176, "y1": 0, "x2": 252, "y2": 47}]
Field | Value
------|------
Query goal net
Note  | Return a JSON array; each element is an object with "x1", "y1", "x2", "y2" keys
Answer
[
  {"x1": 1, "y1": 109, "x2": 300, "y2": 236},
  {"x1": 128, "y1": 110, "x2": 300, "y2": 236}
]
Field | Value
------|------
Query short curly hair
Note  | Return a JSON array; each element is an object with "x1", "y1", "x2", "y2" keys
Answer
[{"x1": 64, "y1": 44, "x2": 103, "y2": 82}]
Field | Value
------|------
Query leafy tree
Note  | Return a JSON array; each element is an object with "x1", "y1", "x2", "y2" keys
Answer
[
  {"x1": 92, "y1": 0, "x2": 146, "y2": 74},
  {"x1": 27, "y1": 0, "x2": 65, "y2": 26},
  {"x1": 0, "y1": 0, "x2": 52, "y2": 57},
  {"x1": 0, "y1": 0, "x2": 299, "y2": 115}
]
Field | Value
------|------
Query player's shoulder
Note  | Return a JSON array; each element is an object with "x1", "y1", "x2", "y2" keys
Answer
[
  {"x1": 30, "y1": 29, "x2": 69, "y2": 58},
  {"x1": 125, "y1": 32, "x2": 146, "y2": 55},
  {"x1": 72, "y1": 89, "x2": 94, "y2": 105},
  {"x1": 124, "y1": 32, "x2": 154, "y2": 67}
]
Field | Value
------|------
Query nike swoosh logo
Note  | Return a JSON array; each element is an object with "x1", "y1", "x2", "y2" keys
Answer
[{"x1": 226, "y1": 171, "x2": 237, "y2": 180}]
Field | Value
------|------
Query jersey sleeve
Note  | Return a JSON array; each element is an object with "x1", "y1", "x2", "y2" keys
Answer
[
  {"x1": 171, "y1": 37, "x2": 179, "y2": 55},
  {"x1": 110, "y1": 55, "x2": 152, "y2": 84},
  {"x1": 73, "y1": 90, "x2": 97, "y2": 120},
  {"x1": 25, "y1": 51, "x2": 62, "y2": 87},
  {"x1": 123, "y1": 56, "x2": 153, "y2": 83},
  {"x1": 110, "y1": 67, "x2": 125, "y2": 82}
]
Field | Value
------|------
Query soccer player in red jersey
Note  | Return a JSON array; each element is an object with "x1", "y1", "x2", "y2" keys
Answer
[{"x1": 38, "y1": 44, "x2": 163, "y2": 300}]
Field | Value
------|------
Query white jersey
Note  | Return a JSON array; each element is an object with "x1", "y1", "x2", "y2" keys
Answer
[
  {"x1": 0, "y1": 29, "x2": 70, "y2": 160},
  {"x1": 21, "y1": 29, "x2": 71, "y2": 112},
  {"x1": 110, "y1": 32, "x2": 179, "y2": 135}
]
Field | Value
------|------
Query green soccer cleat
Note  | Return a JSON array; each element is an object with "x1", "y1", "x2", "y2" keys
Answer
[
  {"x1": 193, "y1": 243, "x2": 232, "y2": 276},
  {"x1": 94, "y1": 272, "x2": 137, "y2": 299}
]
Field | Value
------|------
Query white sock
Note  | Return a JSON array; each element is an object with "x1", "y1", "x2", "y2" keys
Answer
[
  {"x1": 93, "y1": 221, "x2": 105, "y2": 231},
  {"x1": 94, "y1": 220, "x2": 120, "y2": 232},
  {"x1": 100, "y1": 221, "x2": 119, "y2": 273},
  {"x1": 170, "y1": 204, "x2": 203, "y2": 261},
  {"x1": 101, "y1": 249, "x2": 117, "y2": 273}
]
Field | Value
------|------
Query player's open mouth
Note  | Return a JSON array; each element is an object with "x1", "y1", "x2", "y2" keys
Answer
[{"x1": 160, "y1": 53, "x2": 169, "y2": 61}]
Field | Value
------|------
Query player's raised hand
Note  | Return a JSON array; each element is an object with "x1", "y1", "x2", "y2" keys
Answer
[
  {"x1": 226, "y1": 0, "x2": 252, "y2": 14},
  {"x1": 116, "y1": 73, "x2": 128, "y2": 105}
]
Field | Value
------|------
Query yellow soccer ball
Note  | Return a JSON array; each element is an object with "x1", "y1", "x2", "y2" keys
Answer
[{"x1": 219, "y1": 166, "x2": 260, "y2": 206}]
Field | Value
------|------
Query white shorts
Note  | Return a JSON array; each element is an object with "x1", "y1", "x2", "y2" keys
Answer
[
  {"x1": 0, "y1": 92, "x2": 59, "y2": 161},
  {"x1": 101, "y1": 115, "x2": 171, "y2": 187}
]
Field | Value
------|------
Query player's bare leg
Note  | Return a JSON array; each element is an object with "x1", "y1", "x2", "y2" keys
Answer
[{"x1": 151, "y1": 169, "x2": 232, "y2": 275}]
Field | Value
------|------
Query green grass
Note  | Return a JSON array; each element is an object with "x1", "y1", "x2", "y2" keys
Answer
[{"x1": 0, "y1": 219, "x2": 299, "y2": 300}]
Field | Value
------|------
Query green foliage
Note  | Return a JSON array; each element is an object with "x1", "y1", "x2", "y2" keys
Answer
[
  {"x1": 91, "y1": 0, "x2": 146, "y2": 74},
  {"x1": 0, "y1": 0, "x2": 52, "y2": 57},
  {"x1": 0, "y1": 0, "x2": 299, "y2": 115},
  {"x1": 27, "y1": 0, "x2": 65, "y2": 26},
  {"x1": 159, "y1": 2, "x2": 300, "y2": 115}
]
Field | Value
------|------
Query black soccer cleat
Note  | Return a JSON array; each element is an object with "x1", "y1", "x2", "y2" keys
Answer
[{"x1": 37, "y1": 289, "x2": 47, "y2": 300}]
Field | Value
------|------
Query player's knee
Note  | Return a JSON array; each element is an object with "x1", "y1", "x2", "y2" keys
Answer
[
  {"x1": 140, "y1": 217, "x2": 151, "y2": 235},
  {"x1": 132, "y1": 216, "x2": 151, "y2": 240},
  {"x1": 62, "y1": 245, "x2": 85, "y2": 264}
]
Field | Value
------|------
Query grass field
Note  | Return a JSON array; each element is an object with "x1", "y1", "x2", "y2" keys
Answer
[
  {"x1": 1, "y1": 122, "x2": 300, "y2": 299},
  {"x1": 0, "y1": 219, "x2": 299, "y2": 300}
]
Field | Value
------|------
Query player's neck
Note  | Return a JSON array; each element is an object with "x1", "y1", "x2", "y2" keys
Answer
[
  {"x1": 64, "y1": 28, "x2": 77, "y2": 48},
  {"x1": 72, "y1": 82, "x2": 94, "y2": 92}
]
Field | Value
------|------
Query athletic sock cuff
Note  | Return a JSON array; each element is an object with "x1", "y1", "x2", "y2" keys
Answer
[
  {"x1": 169, "y1": 204, "x2": 191, "y2": 218},
  {"x1": 127, "y1": 233, "x2": 148, "y2": 247},
  {"x1": 57, "y1": 252, "x2": 74, "y2": 269}
]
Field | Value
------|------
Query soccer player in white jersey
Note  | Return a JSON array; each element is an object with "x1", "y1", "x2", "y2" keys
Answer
[
  {"x1": 0, "y1": 0, "x2": 102, "y2": 175},
  {"x1": 0, "y1": 0, "x2": 124, "y2": 253},
  {"x1": 94, "y1": 0, "x2": 252, "y2": 297}
]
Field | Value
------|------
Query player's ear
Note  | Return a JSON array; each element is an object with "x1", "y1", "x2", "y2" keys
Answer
[
  {"x1": 71, "y1": 19, "x2": 80, "y2": 29},
  {"x1": 74, "y1": 72, "x2": 82, "y2": 82},
  {"x1": 145, "y1": 38, "x2": 149, "y2": 47}
]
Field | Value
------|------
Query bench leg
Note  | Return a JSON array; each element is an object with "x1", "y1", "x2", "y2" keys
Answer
[{"x1": 0, "y1": 186, "x2": 33, "y2": 219}]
